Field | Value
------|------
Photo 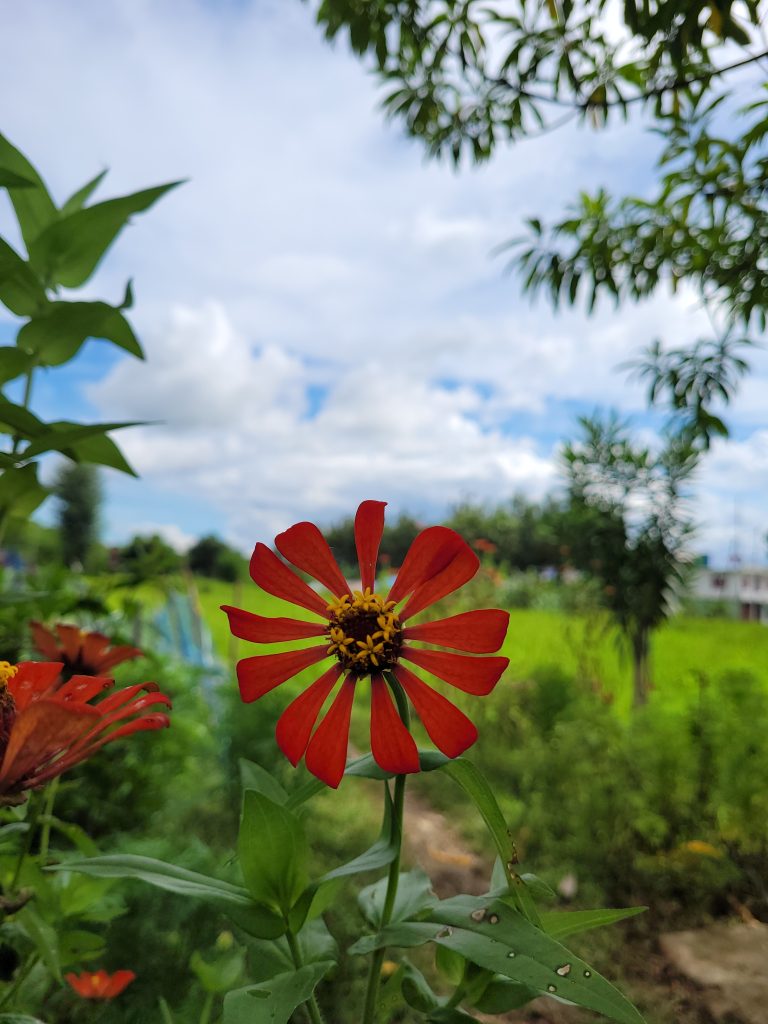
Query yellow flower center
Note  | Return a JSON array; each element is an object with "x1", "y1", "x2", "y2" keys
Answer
[
  {"x1": 0, "y1": 662, "x2": 18, "y2": 688},
  {"x1": 326, "y1": 589, "x2": 402, "y2": 676}
]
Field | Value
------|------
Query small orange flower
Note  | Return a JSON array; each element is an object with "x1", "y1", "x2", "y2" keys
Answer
[
  {"x1": 0, "y1": 660, "x2": 170, "y2": 798},
  {"x1": 30, "y1": 622, "x2": 142, "y2": 678},
  {"x1": 66, "y1": 969, "x2": 136, "y2": 999}
]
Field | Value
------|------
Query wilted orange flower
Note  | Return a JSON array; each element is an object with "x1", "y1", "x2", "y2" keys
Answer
[
  {"x1": 65, "y1": 969, "x2": 136, "y2": 999},
  {"x1": 0, "y1": 661, "x2": 170, "y2": 798},
  {"x1": 30, "y1": 622, "x2": 142, "y2": 678},
  {"x1": 223, "y1": 500, "x2": 510, "y2": 788}
]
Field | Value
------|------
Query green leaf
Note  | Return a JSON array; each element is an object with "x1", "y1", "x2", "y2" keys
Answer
[
  {"x1": 60, "y1": 169, "x2": 108, "y2": 216},
  {"x1": 401, "y1": 962, "x2": 440, "y2": 1012},
  {"x1": 0, "y1": 464, "x2": 48, "y2": 519},
  {"x1": 355, "y1": 896, "x2": 645, "y2": 1024},
  {"x1": 286, "y1": 750, "x2": 448, "y2": 808},
  {"x1": 223, "y1": 962, "x2": 333, "y2": 1024},
  {"x1": 359, "y1": 869, "x2": 433, "y2": 930},
  {"x1": 0, "y1": 1016, "x2": 48, "y2": 1023},
  {"x1": 0, "y1": 348, "x2": 34, "y2": 385},
  {"x1": 0, "y1": 237, "x2": 47, "y2": 317},
  {"x1": 240, "y1": 759, "x2": 289, "y2": 805},
  {"x1": 0, "y1": 397, "x2": 45, "y2": 437},
  {"x1": 63, "y1": 430, "x2": 137, "y2": 476},
  {"x1": 472, "y1": 977, "x2": 537, "y2": 1013},
  {"x1": 29, "y1": 181, "x2": 184, "y2": 288},
  {"x1": 428, "y1": 1010, "x2": 479, "y2": 1023},
  {"x1": 18, "y1": 905, "x2": 60, "y2": 980},
  {"x1": 190, "y1": 948, "x2": 246, "y2": 994},
  {"x1": 539, "y1": 906, "x2": 647, "y2": 940},
  {"x1": 0, "y1": 170, "x2": 36, "y2": 189},
  {"x1": 238, "y1": 790, "x2": 309, "y2": 915},
  {"x1": 16, "y1": 300, "x2": 143, "y2": 365},
  {"x1": 0, "y1": 133, "x2": 57, "y2": 248},
  {"x1": 21, "y1": 420, "x2": 141, "y2": 459},
  {"x1": 290, "y1": 783, "x2": 400, "y2": 932},
  {"x1": 439, "y1": 759, "x2": 540, "y2": 925},
  {"x1": 51, "y1": 854, "x2": 285, "y2": 938},
  {"x1": 58, "y1": 928, "x2": 106, "y2": 967}
]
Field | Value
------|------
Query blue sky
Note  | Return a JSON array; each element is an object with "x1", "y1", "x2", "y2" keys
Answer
[{"x1": 1, "y1": 0, "x2": 766, "y2": 565}]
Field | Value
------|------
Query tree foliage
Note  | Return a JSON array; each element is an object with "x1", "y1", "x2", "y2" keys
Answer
[
  {"x1": 53, "y1": 461, "x2": 102, "y2": 569},
  {"x1": 561, "y1": 413, "x2": 697, "y2": 705},
  {"x1": 310, "y1": 1, "x2": 768, "y2": 434}
]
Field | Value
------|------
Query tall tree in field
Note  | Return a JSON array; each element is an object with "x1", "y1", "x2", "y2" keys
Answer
[
  {"x1": 562, "y1": 414, "x2": 696, "y2": 706},
  {"x1": 54, "y1": 462, "x2": 102, "y2": 570},
  {"x1": 310, "y1": 0, "x2": 765, "y2": 432}
]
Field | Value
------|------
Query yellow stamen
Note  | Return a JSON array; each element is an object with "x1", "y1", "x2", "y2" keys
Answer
[{"x1": 0, "y1": 662, "x2": 17, "y2": 688}]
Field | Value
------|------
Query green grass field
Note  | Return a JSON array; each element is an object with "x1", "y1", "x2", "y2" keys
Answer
[{"x1": 194, "y1": 575, "x2": 768, "y2": 716}]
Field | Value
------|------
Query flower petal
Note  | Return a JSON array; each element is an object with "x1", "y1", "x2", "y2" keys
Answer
[
  {"x1": 29, "y1": 622, "x2": 60, "y2": 660},
  {"x1": 355, "y1": 500, "x2": 386, "y2": 592},
  {"x1": 79, "y1": 631, "x2": 112, "y2": 666},
  {"x1": 387, "y1": 526, "x2": 466, "y2": 605},
  {"x1": 400, "y1": 646, "x2": 507, "y2": 696},
  {"x1": 249, "y1": 543, "x2": 330, "y2": 618},
  {"x1": 93, "y1": 644, "x2": 143, "y2": 672},
  {"x1": 55, "y1": 624, "x2": 83, "y2": 664},
  {"x1": 403, "y1": 609, "x2": 510, "y2": 653},
  {"x1": 275, "y1": 521, "x2": 349, "y2": 597},
  {"x1": 393, "y1": 665, "x2": 477, "y2": 758},
  {"x1": 400, "y1": 543, "x2": 479, "y2": 620},
  {"x1": 0, "y1": 700, "x2": 100, "y2": 790},
  {"x1": 275, "y1": 664, "x2": 342, "y2": 765},
  {"x1": 8, "y1": 662, "x2": 64, "y2": 711},
  {"x1": 237, "y1": 646, "x2": 329, "y2": 703},
  {"x1": 370, "y1": 676, "x2": 420, "y2": 775},
  {"x1": 55, "y1": 674, "x2": 112, "y2": 704},
  {"x1": 304, "y1": 676, "x2": 356, "y2": 788},
  {"x1": 104, "y1": 971, "x2": 136, "y2": 998},
  {"x1": 222, "y1": 605, "x2": 327, "y2": 644}
]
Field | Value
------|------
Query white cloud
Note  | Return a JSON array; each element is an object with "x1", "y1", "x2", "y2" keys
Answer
[{"x1": 0, "y1": 0, "x2": 762, "y2": 562}]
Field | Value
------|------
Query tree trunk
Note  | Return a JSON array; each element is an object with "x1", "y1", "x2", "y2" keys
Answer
[{"x1": 631, "y1": 627, "x2": 651, "y2": 708}]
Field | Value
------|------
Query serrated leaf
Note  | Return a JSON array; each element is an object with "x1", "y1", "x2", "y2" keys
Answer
[
  {"x1": 17, "y1": 300, "x2": 143, "y2": 365},
  {"x1": 29, "y1": 181, "x2": 184, "y2": 288}
]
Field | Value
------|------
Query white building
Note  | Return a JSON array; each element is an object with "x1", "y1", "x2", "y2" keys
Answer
[{"x1": 693, "y1": 566, "x2": 768, "y2": 623}]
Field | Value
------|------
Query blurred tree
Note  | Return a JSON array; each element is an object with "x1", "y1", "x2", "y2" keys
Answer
[
  {"x1": 119, "y1": 533, "x2": 182, "y2": 581},
  {"x1": 187, "y1": 535, "x2": 244, "y2": 582},
  {"x1": 310, "y1": 1, "x2": 766, "y2": 433},
  {"x1": 562, "y1": 413, "x2": 697, "y2": 706},
  {"x1": 53, "y1": 461, "x2": 101, "y2": 570}
]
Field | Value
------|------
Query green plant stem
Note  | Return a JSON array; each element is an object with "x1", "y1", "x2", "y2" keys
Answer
[
  {"x1": 286, "y1": 930, "x2": 325, "y2": 1024},
  {"x1": 361, "y1": 771, "x2": 407, "y2": 1024},
  {"x1": 38, "y1": 777, "x2": 60, "y2": 863},
  {"x1": 9, "y1": 366, "x2": 35, "y2": 458},
  {"x1": 11, "y1": 791, "x2": 38, "y2": 890},
  {"x1": 198, "y1": 991, "x2": 214, "y2": 1024},
  {"x1": 0, "y1": 952, "x2": 39, "y2": 1010}
]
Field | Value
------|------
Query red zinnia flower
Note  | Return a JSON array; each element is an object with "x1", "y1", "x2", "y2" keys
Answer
[
  {"x1": 223, "y1": 500, "x2": 510, "y2": 788},
  {"x1": 0, "y1": 660, "x2": 171, "y2": 798},
  {"x1": 30, "y1": 621, "x2": 142, "y2": 678},
  {"x1": 65, "y1": 969, "x2": 136, "y2": 999}
]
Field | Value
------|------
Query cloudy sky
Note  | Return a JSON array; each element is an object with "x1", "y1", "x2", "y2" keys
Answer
[{"x1": 1, "y1": 0, "x2": 765, "y2": 564}]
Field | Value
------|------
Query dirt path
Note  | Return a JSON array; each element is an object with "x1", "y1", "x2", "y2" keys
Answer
[{"x1": 400, "y1": 785, "x2": 742, "y2": 1024}]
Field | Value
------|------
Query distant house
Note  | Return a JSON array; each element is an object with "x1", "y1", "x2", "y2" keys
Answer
[{"x1": 693, "y1": 566, "x2": 768, "y2": 623}]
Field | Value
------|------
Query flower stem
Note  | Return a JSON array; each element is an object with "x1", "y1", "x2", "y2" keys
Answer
[
  {"x1": 38, "y1": 777, "x2": 60, "y2": 863},
  {"x1": 198, "y1": 991, "x2": 214, "y2": 1024},
  {"x1": 286, "y1": 930, "x2": 325, "y2": 1024},
  {"x1": 361, "y1": 771, "x2": 407, "y2": 1024}
]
